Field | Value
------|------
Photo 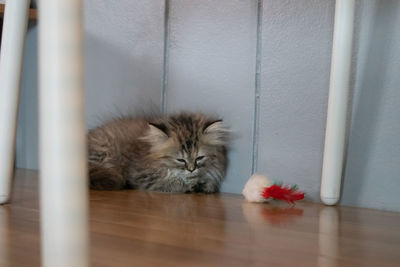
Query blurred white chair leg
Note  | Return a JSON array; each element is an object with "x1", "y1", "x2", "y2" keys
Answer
[
  {"x1": 321, "y1": 0, "x2": 355, "y2": 206},
  {"x1": 0, "y1": 0, "x2": 30, "y2": 204},
  {"x1": 38, "y1": 0, "x2": 89, "y2": 266}
]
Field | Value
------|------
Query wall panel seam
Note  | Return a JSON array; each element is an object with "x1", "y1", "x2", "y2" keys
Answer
[
  {"x1": 162, "y1": 0, "x2": 170, "y2": 113},
  {"x1": 251, "y1": 0, "x2": 263, "y2": 174}
]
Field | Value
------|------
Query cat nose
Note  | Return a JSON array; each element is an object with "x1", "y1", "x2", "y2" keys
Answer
[{"x1": 187, "y1": 163, "x2": 196, "y2": 172}]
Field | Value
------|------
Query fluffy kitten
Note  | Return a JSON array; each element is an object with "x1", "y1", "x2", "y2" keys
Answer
[{"x1": 88, "y1": 112, "x2": 229, "y2": 193}]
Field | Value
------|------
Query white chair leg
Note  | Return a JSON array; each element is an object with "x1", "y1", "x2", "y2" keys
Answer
[
  {"x1": 320, "y1": 0, "x2": 355, "y2": 205},
  {"x1": 38, "y1": 0, "x2": 89, "y2": 266},
  {"x1": 0, "y1": 0, "x2": 30, "y2": 204}
]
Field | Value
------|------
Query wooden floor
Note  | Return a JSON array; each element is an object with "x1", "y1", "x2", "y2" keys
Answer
[{"x1": 1, "y1": 169, "x2": 400, "y2": 266}]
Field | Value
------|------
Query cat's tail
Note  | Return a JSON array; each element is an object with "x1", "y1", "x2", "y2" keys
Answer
[{"x1": 88, "y1": 164, "x2": 126, "y2": 190}]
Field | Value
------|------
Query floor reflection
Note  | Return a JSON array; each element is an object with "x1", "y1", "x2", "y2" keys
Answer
[
  {"x1": 318, "y1": 206, "x2": 340, "y2": 267},
  {"x1": 242, "y1": 201, "x2": 304, "y2": 226},
  {"x1": 240, "y1": 201, "x2": 306, "y2": 265},
  {"x1": 0, "y1": 206, "x2": 10, "y2": 266}
]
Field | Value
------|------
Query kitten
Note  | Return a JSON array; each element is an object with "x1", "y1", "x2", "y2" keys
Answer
[{"x1": 88, "y1": 112, "x2": 229, "y2": 193}]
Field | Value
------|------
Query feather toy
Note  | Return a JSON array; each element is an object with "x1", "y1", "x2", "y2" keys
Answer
[
  {"x1": 261, "y1": 184, "x2": 304, "y2": 203},
  {"x1": 242, "y1": 174, "x2": 304, "y2": 204}
]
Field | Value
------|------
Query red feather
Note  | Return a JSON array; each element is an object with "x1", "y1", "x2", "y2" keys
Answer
[{"x1": 262, "y1": 184, "x2": 305, "y2": 204}]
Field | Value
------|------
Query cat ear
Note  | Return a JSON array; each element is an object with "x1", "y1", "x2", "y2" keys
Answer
[
  {"x1": 145, "y1": 123, "x2": 169, "y2": 143},
  {"x1": 202, "y1": 120, "x2": 229, "y2": 146}
]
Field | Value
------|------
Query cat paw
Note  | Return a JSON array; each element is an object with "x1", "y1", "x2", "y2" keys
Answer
[{"x1": 194, "y1": 182, "x2": 219, "y2": 193}]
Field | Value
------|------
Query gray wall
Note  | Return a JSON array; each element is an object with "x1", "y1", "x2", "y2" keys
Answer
[
  {"x1": 17, "y1": 0, "x2": 400, "y2": 212},
  {"x1": 16, "y1": 0, "x2": 166, "y2": 168},
  {"x1": 341, "y1": 0, "x2": 400, "y2": 211}
]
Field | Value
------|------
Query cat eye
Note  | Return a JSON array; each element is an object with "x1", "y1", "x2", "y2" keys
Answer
[
  {"x1": 196, "y1": 156, "x2": 205, "y2": 161},
  {"x1": 176, "y1": 158, "x2": 186, "y2": 163}
]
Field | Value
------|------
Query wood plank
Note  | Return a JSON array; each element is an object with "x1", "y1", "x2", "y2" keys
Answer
[{"x1": 1, "y1": 169, "x2": 400, "y2": 266}]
